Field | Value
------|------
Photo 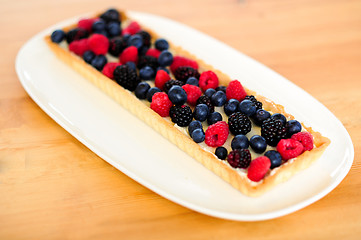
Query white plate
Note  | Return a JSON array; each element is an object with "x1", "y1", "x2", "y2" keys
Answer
[{"x1": 15, "y1": 11, "x2": 354, "y2": 221}]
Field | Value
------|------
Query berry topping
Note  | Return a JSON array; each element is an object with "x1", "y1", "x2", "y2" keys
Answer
[
  {"x1": 155, "y1": 70, "x2": 171, "y2": 90},
  {"x1": 127, "y1": 34, "x2": 144, "y2": 48},
  {"x1": 158, "y1": 50, "x2": 174, "y2": 66},
  {"x1": 182, "y1": 84, "x2": 202, "y2": 105},
  {"x1": 204, "y1": 88, "x2": 216, "y2": 98},
  {"x1": 83, "y1": 50, "x2": 95, "y2": 64},
  {"x1": 125, "y1": 61, "x2": 137, "y2": 71},
  {"x1": 193, "y1": 104, "x2": 210, "y2": 122},
  {"x1": 150, "y1": 92, "x2": 172, "y2": 117},
  {"x1": 231, "y1": 134, "x2": 249, "y2": 150},
  {"x1": 91, "y1": 55, "x2": 107, "y2": 71},
  {"x1": 135, "y1": 82, "x2": 151, "y2": 99},
  {"x1": 138, "y1": 55, "x2": 159, "y2": 72},
  {"x1": 207, "y1": 112, "x2": 222, "y2": 125},
  {"x1": 228, "y1": 112, "x2": 252, "y2": 135},
  {"x1": 174, "y1": 66, "x2": 200, "y2": 82},
  {"x1": 122, "y1": 21, "x2": 141, "y2": 35},
  {"x1": 191, "y1": 128, "x2": 205, "y2": 143},
  {"x1": 215, "y1": 147, "x2": 228, "y2": 160},
  {"x1": 252, "y1": 109, "x2": 271, "y2": 126},
  {"x1": 277, "y1": 139, "x2": 304, "y2": 160},
  {"x1": 249, "y1": 135, "x2": 267, "y2": 153},
  {"x1": 291, "y1": 132, "x2": 314, "y2": 151},
  {"x1": 101, "y1": 62, "x2": 121, "y2": 79},
  {"x1": 169, "y1": 105, "x2": 193, "y2": 127},
  {"x1": 247, "y1": 156, "x2": 271, "y2": 182},
  {"x1": 113, "y1": 64, "x2": 140, "y2": 91},
  {"x1": 199, "y1": 71, "x2": 219, "y2": 91},
  {"x1": 196, "y1": 95, "x2": 214, "y2": 113},
  {"x1": 137, "y1": 30, "x2": 151, "y2": 47},
  {"x1": 106, "y1": 22, "x2": 121, "y2": 37},
  {"x1": 186, "y1": 77, "x2": 199, "y2": 86},
  {"x1": 244, "y1": 95, "x2": 262, "y2": 110},
  {"x1": 139, "y1": 66, "x2": 155, "y2": 80},
  {"x1": 163, "y1": 79, "x2": 185, "y2": 93},
  {"x1": 188, "y1": 120, "x2": 203, "y2": 135},
  {"x1": 108, "y1": 38, "x2": 126, "y2": 57},
  {"x1": 226, "y1": 80, "x2": 247, "y2": 101},
  {"x1": 227, "y1": 149, "x2": 251, "y2": 169},
  {"x1": 66, "y1": 28, "x2": 89, "y2": 44},
  {"x1": 51, "y1": 29, "x2": 65, "y2": 43},
  {"x1": 264, "y1": 150, "x2": 282, "y2": 169},
  {"x1": 146, "y1": 48, "x2": 161, "y2": 58},
  {"x1": 205, "y1": 121, "x2": 229, "y2": 147},
  {"x1": 224, "y1": 99, "x2": 240, "y2": 116},
  {"x1": 120, "y1": 46, "x2": 138, "y2": 64},
  {"x1": 211, "y1": 90, "x2": 227, "y2": 107},
  {"x1": 69, "y1": 39, "x2": 89, "y2": 56},
  {"x1": 168, "y1": 85, "x2": 188, "y2": 105},
  {"x1": 271, "y1": 113, "x2": 287, "y2": 126},
  {"x1": 92, "y1": 19, "x2": 107, "y2": 35},
  {"x1": 170, "y1": 56, "x2": 198, "y2": 73},
  {"x1": 78, "y1": 18, "x2": 96, "y2": 32},
  {"x1": 100, "y1": 8, "x2": 120, "y2": 23},
  {"x1": 146, "y1": 87, "x2": 161, "y2": 102},
  {"x1": 88, "y1": 34, "x2": 109, "y2": 55},
  {"x1": 155, "y1": 38, "x2": 169, "y2": 51},
  {"x1": 286, "y1": 120, "x2": 302, "y2": 137},
  {"x1": 238, "y1": 99, "x2": 257, "y2": 116},
  {"x1": 261, "y1": 118, "x2": 287, "y2": 147}
]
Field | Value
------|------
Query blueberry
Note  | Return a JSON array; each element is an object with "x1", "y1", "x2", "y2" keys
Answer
[
  {"x1": 92, "y1": 19, "x2": 107, "y2": 32},
  {"x1": 215, "y1": 147, "x2": 228, "y2": 160},
  {"x1": 125, "y1": 61, "x2": 137, "y2": 71},
  {"x1": 139, "y1": 66, "x2": 155, "y2": 80},
  {"x1": 91, "y1": 55, "x2": 107, "y2": 71},
  {"x1": 168, "y1": 85, "x2": 187, "y2": 105},
  {"x1": 188, "y1": 120, "x2": 203, "y2": 135},
  {"x1": 252, "y1": 109, "x2": 271, "y2": 126},
  {"x1": 146, "y1": 87, "x2": 161, "y2": 102},
  {"x1": 127, "y1": 34, "x2": 143, "y2": 49},
  {"x1": 94, "y1": 30, "x2": 109, "y2": 37},
  {"x1": 216, "y1": 86, "x2": 227, "y2": 93},
  {"x1": 211, "y1": 91, "x2": 227, "y2": 107},
  {"x1": 100, "y1": 8, "x2": 120, "y2": 23},
  {"x1": 51, "y1": 29, "x2": 65, "y2": 43},
  {"x1": 194, "y1": 104, "x2": 209, "y2": 122},
  {"x1": 249, "y1": 135, "x2": 267, "y2": 153},
  {"x1": 224, "y1": 99, "x2": 239, "y2": 116},
  {"x1": 186, "y1": 77, "x2": 199, "y2": 86},
  {"x1": 83, "y1": 50, "x2": 95, "y2": 64},
  {"x1": 155, "y1": 38, "x2": 169, "y2": 51},
  {"x1": 271, "y1": 113, "x2": 287, "y2": 125},
  {"x1": 158, "y1": 50, "x2": 173, "y2": 66},
  {"x1": 106, "y1": 22, "x2": 121, "y2": 37},
  {"x1": 191, "y1": 128, "x2": 205, "y2": 143},
  {"x1": 157, "y1": 67, "x2": 169, "y2": 74},
  {"x1": 204, "y1": 88, "x2": 216, "y2": 98},
  {"x1": 135, "y1": 82, "x2": 150, "y2": 99},
  {"x1": 286, "y1": 120, "x2": 302, "y2": 137},
  {"x1": 122, "y1": 34, "x2": 131, "y2": 44},
  {"x1": 239, "y1": 100, "x2": 257, "y2": 116},
  {"x1": 231, "y1": 135, "x2": 249, "y2": 150},
  {"x1": 207, "y1": 112, "x2": 222, "y2": 125},
  {"x1": 138, "y1": 46, "x2": 149, "y2": 56},
  {"x1": 265, "y1": 150, "x2": 282, "y2": 169}
]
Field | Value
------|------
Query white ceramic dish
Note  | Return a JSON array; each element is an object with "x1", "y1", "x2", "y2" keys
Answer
[{"x1": 15, "y1": 11, "x2": 354, "y2": 221}]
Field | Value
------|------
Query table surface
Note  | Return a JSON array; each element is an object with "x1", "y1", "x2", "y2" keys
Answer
[{"x1": 1, "y1": 0, "x2": 361, "y2": 239}]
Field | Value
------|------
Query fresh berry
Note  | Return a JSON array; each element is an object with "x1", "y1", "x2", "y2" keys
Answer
[
  {"x1": 158, "y1": 50, "x2": 173, "y2": 66},
  {"x1": 146, "y1": 87, "x2": 161, "y2": 102},
  {"x1": 120, "y1": 46, "x2": 138, "y2": 64},
  {"x1": 215, "y1": 147, "x2": 228, "y2": 160},
  {"x1": 247, "y1": 156, "x2": 271, "y2": 182},
  {"x1": 134, "y1": 82, "x2": 151, "y2": 99},
  {"x1": 146, "y1": 48, "x2": 161, "y2": 58},
  {"x1": 138, "y1": 45, "x2": 149, "y2": 56},
  {"x1": 138, "y1": 55, "x2": 159, "y2": 71},
  {"x1": 137, "y1": 30, "x2": 151, "y2": 47},
  {"x1": 66, "y1": 28, "x2": 89, "y2": 44},
  {"x1": 150, "y1": 92, "x2": 172, "y2": 117},
  {"x1": 196, "y1": 95, "x2": 214, "y2": 113},
  {"x1": 106, "y1": 22, "x2": 121, "y2": 37},
  {"x1": 113, "y1": 64, "x2": 140, "y2": 91},
  {"x1": 238, "y1": 99, "x2": 257, "y2": 116},
  {"x1": 125, "y1": 61, "x2": 137, "y2": 71},
  {"x1": 264, "y1": 150, "x2": 282, "y2": 169},
  {"x1": 163, "y1": 79, "x2": 184, "y2": 93},
  {"x1": 174, "y1": 66, "x2": 200, "y2": 82},
  {"x1": 101, "y1": 62, "x2": 122, "y2": 79},
  {"x1": 228, "y1": 112, "x2": 252, "y2": 135},
  {"x1": 216, "y1": 86, "x2": 227, "y2": 93},
  {"x1": 227, "y1": 149, "x2": 251, "y2": 169},
  {"x1": 83, "y1": 50, "x2": 95, "y2": 64},
  {"x1": 224, "y1": 99, "x2": 239, "y2": 116},
  {"x1": 51, "y1": 29, "x2": 65, "y2": 43},
  {"x1": 261, "y1": 118, "x2": 287, "y2": 147},
  {"x1": 92, "y1": 19, "x2": 107, "y2": 33},
  {"x1": 249, "y1": 135, "x2": 267, "y2": 153},
  {"x1": 231, "y1": 134, "x2": 249, "y2": 150},
  {"x1": 155, "y1": 70, "x2": 171, "y2": 90},
  {"x1": 199, "y1": 71, "x2": 219, "y2": 91},
  {"x1": 69, "y1": 38, "x2": 89, "y2": 56},
  {"x1": 252, "y1": 109, "x2": 271, "y2": 126},
  {"x1": 188, "y1": 120, "x2": 203, "y2": 135},
  {"x1": 207, "y1": 112, "x2": 222, "y2": 125},
  {"x1": 244, "y1": 95, "x2": 262, "y2": 110},
  {"x1": 122, "y1": 21, "x2": 141, "y2": 35},
  {"x1": 108, "y1": 37, "x2": 126, "y2": 57},
  {"x1": 168, "y1": 85, "x2": 187, "y2": 105},
  {"x1": 155, "y1": 38, "x2": 169, "y2": 51},
  {"x1": 78, "y1": 18, "x2": 96, "y2": 32},
  {"x1": 127, "y1": 34, "x2": 143, "y2": 48},
  {"x1": 204, "y1": 88, "x2": 216, "y2": 98},
  {"x1": 182, "y1": 84, "x2": 202, "y2": 105},
  {"x1": 193, "y1": 104, "x2": 210, "y2": 122},
  {"x1": 100, "y1": 8, "x2": 120, "y2": 23},
  {"x1": 91, "y1": 55, "x2": 107, "y2": 71},
  {"x1": 286, "y1": 120, "x2": 302, "y2": 137},
  {"x1": 291, "y1": 132, "x2": 314, "y2": 151},
  {"x1": 139, "y1": 66, "x2": 155, "y2": 80},
  {"x1": 169, "y1": 105, "x2": 193, "y2": 127},
  {"x1": 157, "y1": 66, "x2": 169, "y2": 74},
  {"x1": 88, "y1": 34, "x2": 109, "y2": 55},
  {"x1": 277, "y1": 139, "x2": 304, "y2": 160},
  {"x1": 191, "y1": 128, "x2": 205, "y2": 143},
  {"x1": 204, "y1": 121, "x2": 229, "y2": 147},
  {"x1": 211, "y1": 90, "x2": 227, "y2": 107},
  {"x1": 170, "y1": 56, "x2": 198, "y2": 73},
  {"x1": 186, "y1": 77, "x2": 199, "y2": 86},
  {"x1": 271, "y1": 113, "x2": 287, "y2": 125},
  {"x1": 226, "y1": 80, "x2": 247, "y2": 101}
]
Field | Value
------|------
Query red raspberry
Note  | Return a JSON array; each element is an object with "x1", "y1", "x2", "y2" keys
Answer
[
  {"x1": 226, "y1": 80, "x2": 247, "y2": 101},
  {"x1": 122, "y1": 21, "x2": 141, "y2": 35},
  {"x1": 146, "y1": 48, "x2": 161, "y2": 58},
  {"x1": 170, "y1": 56, "x2": 198, "y2": 73},
  {"x1": 277, "y1": 139, "x2": 304, "y2": 160},
  {"x1": 182, "y1": 84, "x2": 202, "y2": 105},
  {"x1": 102, "y1": 62, "x2": 122, "y2": 79},
  {"x1": 155, "y1": 70, "x2": 171, "y2": 90},
  {"x1": 205, "y1": 121, "x2": 229, "y2": 147},
  {"x1": 69, "y1": 39, "x2": 89, "y2": 56},
  {"x1": 78, "y1": 18, "x2": 96, "y2": 32},
  {"x1": 199, "y1": 71, "x2": 219, "y2": 91},
  {"x1": 291, "y1": 132, "x2": 314, "y2": 151},
  {"x1": 247, "y1": 156, "x2": 271, "y2": 182},
  {"x1": 120, "y1": 46, "x2": 138, "y2": 64},
  {"x1": 150, "y1": 92, "x2": 173, "y2": 117},
  {"x1": 88, "y1": 34, "x2": 109, "y2": 55}
]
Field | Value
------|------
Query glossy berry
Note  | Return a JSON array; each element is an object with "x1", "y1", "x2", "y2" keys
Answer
[
  {"x1": 207, "y1": 112, "x2": 222, "y2": 125},
  {"x1": 150, "y1": 92, "x2": 173, "y2": 117},
  {"x1": 168, "y1": 85, "x2": 187, "y2": 105},
  {"x1": 291, "y1": 132, "x2": 314, "y2": 151},
  {"x1": 277, "y1": 139, "x2": 304, "y2": 160},
  {"x1": 193, "y1": 104, "x2": 210, "y2": 122},
  {"x1": 146, "y1": 48, "x2": 161, "y2": 58},
  {"x1": 216, "y1": 86, "x2": 227, "y2": 93},
  {"x1": 108, "y1": 38, "x2": 126, "y2": 57},
  {"x1": 78, "y1": 18, "x2": 95, "y2": 32},
  {"x1": 196, "y1": 95, "x2": 214, "y2": 113},
  {"x1": 135, "y1": 82, "x2": 150, "y2": 99},
  {"x1": 127, "y1": 34, "x2": 143, "y2": 49},
  {"x1": 122, "y1": 21, "x2": 141, "y2": 35},
  {"x1": 51, "y1": 29, "x2": 65, "y2": 43},
  {"x1": 211, "y1": 91, "x2": 227, "y2": 107},
  {"x1": 138, "y1": 30, "x2": 151, "y2": 47},
  {"x1": 146, "y1": 87, "x2": 161, "y2": 102},
  {"x1": 157, "y1": 66, "x2": 169, "y2": 74},
  {"x1": 113, "y1": 65, "x2": 140, "y2": 91},
  {"x1": 238, "y1": 99, "x2": 257, "y2": 116},
  {"x1": 182, "y1": 84, "x2": 202, "y2": 105},
  {"x1": 249, "y1": 135, "x2": 267, "y2": 153},
  {"x1": 174, "y1": 66, "x2": 200, "y2": 82},
  {"x1": 170, "y1": 56, "x2": 198, "y2": 73},
  {"x1": 102, "y1": 62, "x2": 121, "y2": 79},
  {"x1": 252, "y1": 109, "x2": 271, "y2": 126},
  {"x1": 204, "y1": 88, "x2": 216, "y2": 98},
  {"x1": 188, "y1": 120, "x2": 203, "y2": 135},
  {"x1": 205, "y1": 121, "x2": 229, "y2": 147},
  {"x1": 261, "y1": 118, "x2": 287, "y2": 147},
  {"x1": 120, "y1": 46, "x2": 138, "y2": 64},
  {"x1": 226, "y1": 80, "x2": 247, "y2": 101},
  {"x1": 264, "y1": 150, "x2": 282, "y2": 169},
  {"x1": 66, "y1": 28, "x2": 88, "y2": 44},
  {"x1": 83, "y1": 50, "x2": 95, "y2": 64},
  {"x1": 100, "y1": 8, "x2": 120, "y2": 23},
  {"x1": 191, "y1": 128, "x2": 205, "y2": 143},
  {"x1": 228, "y1": 112, "x2": 252, "y2": 135},
  {"x1": 155, "y1": 70, "x2": 171, "y2": 90},
  {"x1": 125, "y1": 61, "x2": 137, "y2": 71},
  {"x1": 286, "y1": 120, "x2": 302, "y2": 137},
  {"x1": 92, "y1": 19, "x2": 107, "y2": 33},
  {"x1": 247, "y1": 156, "x2": 271, "y2": 182},
  {"x1": 227, "y1": 149, "x2": 251, "y2": 169},
  {"x1": 169, "y1": 105, "x2": 193, "y2": 127},
  {"x1": 91, "y1": 55, "x2": 107, "y2": 71},
  {"x1": 271, "y1": 113, "x2": 287, "y2": 125},
  {"x1": 88, "y1": 34, "x2": 109, "y2": 55},
  {"x1": 199, "y1": 71, "x2": 219, "y2": 91},
  {"x1": 231, "y1": 134, "x2": 249, "y2": 150},
  {"x1": 69, "y1": 39, "x2": 90, "y2": 56},
  {"x1": 106, "y1": 22, "x2": 121, "y2": 37},
  {"x1": 158, "y1": 51, "x2": 173, "y2": 66},
  {"x1": 224, "y1": 99, "x2": 239, "y2": 116},
  {"x1": 139, "y1": 66, "x2": 155, "y2": 80},
  {"x1": 155, "y1": 38, "x2": 169, "y2": 51},
  {"x1": 186, "y1": 77, "x2": 198, "y2": 86},
  {"x1": 215, "y1": 147, "x2": 228, "y2": 160}
]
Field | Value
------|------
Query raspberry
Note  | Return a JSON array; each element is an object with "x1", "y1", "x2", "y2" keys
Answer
[
  {"x1": 122, "y1": 21, "x2": 141, "y2": 35},
  {"x1": 228, "y1": 112, "x2": 252, "y2": 135},
  {"x1": 196, "y1": 95, "x2": 214, "y2": 113},
  {"x1": 88, "y1": 34, "x2": 109, "y2": 55},
  {"x1": 150, "y1": 92, "x2": 172, "y2": 117},
  {"x1": 155, "y1": 70, "x2": 171, "y2": 90},
  {"x1": 102, "y1": 62, "x2": 122, "y2": 79},
  {"x1": 169, "y1": 105, "x2": 193, "y2": 127},
  {"x1": 261, "y1": 118, "x2": 287, "y2": 147},
  {"x1": 182, "y1": 84, "x2": 202, "y2": 105},
  {"x1": 174, "y1": 66, "x2": 200, "y2": 82},
  {"x1": 163, "y1": 79, "x2": 184, "y2": 93},
  {"x1": 120, "y1": 46, "x2": 138, "y2": 64},
  {"x1": 227, "y1": 149, "x2": 251, "y2": 169},
  {"x1": 199, "y1": 71, "x2": 219, "y2": 91},
  {"x1": 146, "y1": 48, "x2": 161, "y2": 58},
  {"x1": 69, "y1": 39, "x2": 89, "y2": 56},
  {"x1": 226, "y1": 80, "x2": 247, "y2": 101},
  {"x1": 247, "y1": 156, "x2": 271, "y2": 182},
  {"x1": 291, "y1": 132, "x2": 314, "y2": 151},
  {"x1": 170, "y1": 56, "x2": 199, "y2": 73},
  {"x1": 277, "y1": 139, "x2": 304, "y2": 160},
  {"x1": 113, "y1": 65, "x2": 140, "y2": 91},
  {"x1": 205, "y1": 121, "x2": 229, "y2": 147},
  {"x1": 78, "y1": 18, "x2": 96, "y2": 32}
]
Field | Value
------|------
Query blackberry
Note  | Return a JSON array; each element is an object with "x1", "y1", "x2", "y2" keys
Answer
[
  {"x1": 196, "y1": 95, "x2": 214, "y2": 113},
  {"x1": 261, "y1": 118, "x2": 287, "y2": 147},
  {"x1": 227, "y1": 149, "x2": 251, "y2": 169},
  {"x1": 138, "y1": 55, "x2": 159, "y2": 71},
  {"x1": 113, "y1": 65, "x2": 140, "y2": 91},
  {"x1": 137, "y1": 30, "x2": 151, "y2": 47},
  {"x1": 244, "y1": 95, "x2": 262, "y2": 110},
  {"x1": 163, "y1": 79, "x2": 184, "y2": 93},
  {"x1": 174, "y1": 66, "x2": 200, "y2": 82},
  {"x1": 66, "y1": 28, "x2": 89, "y2": 44},
  {"x1": 228, "y1": 112, "x2": 252, "y2": 135},
  {"x1": 100, "y1": 8, "x2": 121, "y2": 23},
  {"x1": 108, "y1": 38, "x2": 126, "y2": 57},
  {"x1": 169, "y1": 105, "x2": 193, "y2": 127}
]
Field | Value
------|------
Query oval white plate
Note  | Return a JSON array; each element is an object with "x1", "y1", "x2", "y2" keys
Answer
[{"x1": 15, "y1": 11, "x2": 354, "y2": 221}]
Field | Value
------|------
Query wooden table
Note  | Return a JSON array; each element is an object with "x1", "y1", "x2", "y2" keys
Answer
[{"x1": 1, "y1": 0, "x2": 360, "y2": 239}]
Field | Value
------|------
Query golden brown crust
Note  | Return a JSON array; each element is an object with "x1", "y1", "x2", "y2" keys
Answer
[{"x1": 44, "y1": 10, "x2": 330, "y2": 197}]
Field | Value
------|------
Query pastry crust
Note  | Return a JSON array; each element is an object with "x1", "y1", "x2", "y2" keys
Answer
[{"x1": 44, "y1": 10, "x2": 330, "y2": 197}]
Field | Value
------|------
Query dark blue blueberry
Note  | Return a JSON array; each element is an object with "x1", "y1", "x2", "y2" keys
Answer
[
  {"x1": 188, "y1": 120, "x2": 203, "y2": 135},
  {"x1": 100, "y1": 8, "x2": 120, "y2": 23},
  {"x1": 271, "y1": 113, "x2": 287, "y2": 125},
  {"x1": 186, "y1": 77, "x2": 198, "y2": 86},
  {"x1": 265, "y1": 150, "x2": 282, "y2": 169},
  {"x1": 191, "y1": 128, "x2": 205, "y2": 143},
  {"x1": 238, "y1": 99, "x2": 257, "y2": 116},
  {"x1": 127, "y1": 34, "x2": 143, "y2": 49},
  {"x1": 106, "y1": 22, "x2": 121, "y2": 37},
  {"x1": 224, "y1": 99, "x2": 239, "y2": 116},
  {"x1": 252, "y1": 109, "x2": 271, "y2": 126},
  {"x1": 83, "y1": 50, "x2": 95, "y2": 64},
  {"x1": 125, "y1": 61, "x2": 137, "y2": 71},
  {"x1": 168, "y1": 85, "x2": 187, "y2": 105},
  {"x1": 92, "y1": 19, "x2": 106, "y2": 32},
  {"x1": 146, "y1": 87, "x2": 161, "y2": 102},
  {"x1": 139, "y1": 66, "x2": 155, "y2": 80},
  {"x1": 193, "y1": 104, "x2": 209, "y2": 122},
  {"x1": 204, "y1": 88, "x2": 216, "y2": 98},
  {"x1": 158, "y1": 51, "x2": 173, "y2": 66},
  {"x1": 207, "y1": 112, "x2": 222, "y2": 125},
  {"x1": 231, "y1": 135, "x2": 249, "y2": 150},
  {"x1": 91, "y1": 55, "x2": 107, "y2": 71},
  {"x1": 211, "y1": 91, "x2": 227, "y2": 107},
  {"x1": 50, "y1": 29, "x2": 65, "y2": 43},
  {"x1": 122, "y1": 34, "x2": 131, "y2": 45},
  {"x1": 286, "y1": 120, "x2": 302, "y2": 137},
  {"x1": 138, "y1": 46, "x2": 149, "y2": 56},
  {"x1": 157, "y1": 67, "x2": 169, "y2": 74},
  {"x1": 249, "y1": 135, "x2": 267, "y2": 153},
  {"x1": 134, "y1": 82, "x2": 150, "y2": 99},
  {"x1": 155, "y1": 38, "x2": 169, "y2": 51},
  {"x1": 94, "y1": 30, "x2": 109, "y2": 37},
  {"x1": 215, "y1": 147, "x2": 228, "y2": 160},
  {"x1": 216, "y1": 86, "x2": 227, "y2": 93}
]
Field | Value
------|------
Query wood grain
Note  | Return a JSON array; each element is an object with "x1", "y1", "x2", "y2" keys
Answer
[{"x1": 1, "y1": 0, "x2": 360, "y2": 239}]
